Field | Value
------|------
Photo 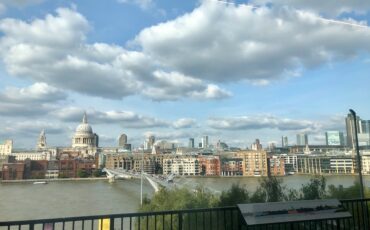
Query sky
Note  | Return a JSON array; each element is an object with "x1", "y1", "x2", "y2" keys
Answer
[{"x1": 0, "y1": 0, "x2": 370, "y2": 149}]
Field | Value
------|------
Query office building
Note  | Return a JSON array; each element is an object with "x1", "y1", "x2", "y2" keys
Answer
[
  {"x1": 325, "y1": 131, "x2": 344, "y2": 146},
  {"x1": 346, "y1": 113, "x2": 360, "y2": 149},
  {"x1": 201, "y1": 136, "x2": 209, "y2": 149},
  {"x1": 188, "y1": 138, "x2": 195, "y2": 148},
  {"x1": 296, "y1": 133, "x2": 308, "y2": 146},
  {"x1": 360, "y1": 120, "x2": 370, "y2": 134},
  {"x1": 281, "y1": 136, "x2": 288, "y2": 147},
  {"x1": 251, "y1": 139, "x2": 262, "y2": 150},
  {"x1": 118, "y1": 134, "x2": 128, "y2": 147}
]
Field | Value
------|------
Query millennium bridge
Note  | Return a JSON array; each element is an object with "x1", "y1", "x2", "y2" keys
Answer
[{"x1": 102, "y1": 168, "x2": 176, "y2": 192}]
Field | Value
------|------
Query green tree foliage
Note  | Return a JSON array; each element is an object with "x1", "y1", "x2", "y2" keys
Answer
[
  {"x1": 77, "y1": 169, "x2": 89, "y2": 178},
  {"x1": 300, "y1": 176, "x2": 326, "y2": 200},
  {"x1": 140, "y1": 187, "x2": 217, "y2": 212},
  {"x1": 92, "y1": 169, "x2": 105, "y2": 177},
  {"x1": 138, "y1": 187, "x2": 218, "y2": 230},
  {"x1": 218, "y1": 183, "x2": 249, "y2": 206},
  {"x1": 327, "y1": 181, "x2": 370, "y2": 199},
  {"x1": 251, "y1": 177, "x2": 287, "y2": 202}
]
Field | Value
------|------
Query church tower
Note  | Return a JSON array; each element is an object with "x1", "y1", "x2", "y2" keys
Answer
[{"x1": 37, "y1": 129, "x2": 47, "y2": 150}]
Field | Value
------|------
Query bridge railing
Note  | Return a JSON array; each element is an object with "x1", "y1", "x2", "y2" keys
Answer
[{"x1": 1, "y1": 199, "x2": 370, "y2": 230}]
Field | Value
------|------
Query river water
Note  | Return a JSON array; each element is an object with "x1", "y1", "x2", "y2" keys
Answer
[{"x1": 1, "y1": 175, "x2": 370, "y2": 221}]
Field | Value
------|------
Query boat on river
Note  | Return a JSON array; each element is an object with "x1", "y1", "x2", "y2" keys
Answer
[{"x1": 33, "y1": 181, "x2": 48, "y2": 185}]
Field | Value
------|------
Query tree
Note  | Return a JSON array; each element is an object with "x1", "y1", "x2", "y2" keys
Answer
[
  {"x1": 251, "y1": 176, "x2": 287, "y2": 202},
  {"x1": 219, "y1": 183, "x2": 249, "y2": 206},
  {"x1": 139, "y1": 187, "x2": 217, "y2": 230},
  {"x1": 93, "y1": 169, "x2": 105, "y2": 177},
  {"x1": 327, "y1": 181, "x2": 369, "y2": 199},
  {"x1": 300, "y1": 176, "x2": 326, "y2": 200},
  {"x1": 77, "y1": 169, "x2": 89, "y2": 178}
]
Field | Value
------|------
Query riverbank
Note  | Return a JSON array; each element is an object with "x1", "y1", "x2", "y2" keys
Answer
[{"x1": 1, "y1": 177, "x2": 108, "y2": 183}]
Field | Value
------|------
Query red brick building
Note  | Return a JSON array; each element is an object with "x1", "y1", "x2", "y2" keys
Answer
[
  {"x1": 2, "y1": 163, "x2": 26, "y2": 180},
  {"x1": 268, "y1": 155, "x2": 286, "y2": 176},
  {"x1": 199, "y1": 156, "x2": 221, "y2": 176}
]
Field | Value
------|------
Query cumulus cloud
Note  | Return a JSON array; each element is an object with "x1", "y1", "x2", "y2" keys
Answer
[
  {"x1": 0, "y1": 82, "x2": 66, "y2": 103},
  {"x1": 118, "y1": 0, "x2": 153, "y2": 10},
  {"x1": 0, "y1": 4, "x2": 6, "y2": 15},
  {"x1": 207, "y1": 115, "x2": 321, "y2": 132},
  {"x1": 0, "y1": 120, "x2": 67, "y2": 136},
  {"x1": 0, "y1": 7, "x2": 228, "y2": 101},
  {"x1": 135, "y1": 1, "x2": 370, "y2": 84},
  {"x1": 0, "y1": 83, "x2": 67, "y2": 116},
  {"x1": 251, "y1": 0, "x2": 370, "y2": 16},
  {"x1": 173, "y1": 118, "x2": 197, "y2": 129},
  {"x1": 51, "y1": 107, "x2": 170, "y2": 129},
  {"x1": 0, "y1": 0, "x2": 45, "y2": 8}
]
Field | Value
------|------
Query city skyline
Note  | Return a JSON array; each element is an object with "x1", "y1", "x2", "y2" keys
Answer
[{"x1": 1, "y1": 0, "x2": 370, "y2": 148}]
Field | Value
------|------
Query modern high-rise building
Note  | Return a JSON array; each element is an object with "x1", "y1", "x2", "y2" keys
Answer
[
  {"x1": 281, "y1": 136, "x2": 288, "y2": 147},
  {"x1": 325, "y1": 131, "x2": 344, "y2": 146},
  {"x1": 147, "y1": 135, "x2": 155, "y2": 150},
  {"x1": 201, "y1": 136, "x2": 209, "y2": 149},
  {"x1": 251, "y1": 139, "x2": 262, "y2": 150},
  {"x1": 296, "y1": 133, "x2": 308, "y2": 146},
  {"x1": 188, "y1": 138, "x2": 195, "y2": 148},
  {"x1": 118, "y1": 134, "x2": 128, "y2": 147},
  {"x1": 346, "y1": 113, "x2": 360, "y2": 149},
  {"x1": 360, "y1": 120, "x2": 370, "y2": 134}
]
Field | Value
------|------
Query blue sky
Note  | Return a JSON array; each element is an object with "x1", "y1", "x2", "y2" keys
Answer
[{"x1": 1, "y1": 0, "x2": 370, "y2": 149}]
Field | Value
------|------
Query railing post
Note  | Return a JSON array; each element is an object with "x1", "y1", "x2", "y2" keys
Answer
[
  {"x1": 30, "y1": 223, "x2": 34, "y2": 230},
  {"x1": 178, "y1": 213, "x2": 183, "y2": 230},
  {"x1": 110, "y1": 218, "x2": 114, "y2": 230}
]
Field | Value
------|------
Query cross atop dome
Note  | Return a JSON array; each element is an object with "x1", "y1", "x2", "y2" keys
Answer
[{"x1": 82, "y1": 111, "x2": 88, "y2": 124}]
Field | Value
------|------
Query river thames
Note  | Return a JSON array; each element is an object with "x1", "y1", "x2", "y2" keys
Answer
[{"x1": 1, "y1": 175, "x2": 370, "y2": 221}]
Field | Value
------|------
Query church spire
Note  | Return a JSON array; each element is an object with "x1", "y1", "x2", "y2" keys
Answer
[
  {"x1": 82, "y1": 112, "x2": 88, "y2": 124},
  {"x1": 37, "y1": 129, "x2": 47, "y2": 149}
]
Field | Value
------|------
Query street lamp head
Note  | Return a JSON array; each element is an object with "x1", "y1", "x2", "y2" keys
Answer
[{"x1": 349, "y1": 109, "x2": 356, "y2": 116}]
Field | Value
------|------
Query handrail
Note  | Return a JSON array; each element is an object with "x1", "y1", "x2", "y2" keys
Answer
[{"x1": 0, "y1": 206, "x2": 237, "y2": 226}]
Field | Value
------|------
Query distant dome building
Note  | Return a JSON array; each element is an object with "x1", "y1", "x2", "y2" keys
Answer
[{"x1": 72, "y1": 113, "x2": 98, "y2": 148}]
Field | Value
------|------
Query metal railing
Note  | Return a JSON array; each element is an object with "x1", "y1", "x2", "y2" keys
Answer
[{"x1": 1, "y1": 199, "x2": 370, "y2": 230}]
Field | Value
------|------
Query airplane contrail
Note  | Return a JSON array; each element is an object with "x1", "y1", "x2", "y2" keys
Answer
[
  {"x1": 211, "y1": 0, "x2": 370, "y2": 30},
  {"x1": 318, "y1": 17, "x2": 369, "y2": 29}
]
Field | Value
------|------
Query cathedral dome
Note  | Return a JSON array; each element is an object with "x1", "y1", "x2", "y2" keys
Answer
[
  {"x1": 72, "y1": 112, "x2": 97, "y2": 148},
  {"x1": 75, "y1": 113, "x2": 93, "y2": 134},
  {"x1": 76, "y1": 123, "x2": 93, "y2": 134}
]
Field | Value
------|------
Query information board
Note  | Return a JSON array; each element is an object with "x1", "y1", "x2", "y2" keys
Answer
[{"x1": 237, "y1": 199, "x2": 351, "y2": 226}]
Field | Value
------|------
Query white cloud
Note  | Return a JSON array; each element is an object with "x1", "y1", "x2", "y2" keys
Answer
[
  {"x1": 173, "y1": 118, "x2": 197, "y2": 129},
  {"x1": 51, "y1": 107, "x2": 170, "y2": 129},
  {"x1": 142, "y1": 71, "x2": 231, "y2": 101},
  {"x1": 0, "y1": 82, "x2": 66, "y2": 103},
  {"x1": 0, "y1": 83, "x2": 67, "y2": 116},
  {"x1": 118, "y1": 0, "x2": 153, "y2": 10},
  {"x1": 0, "y1": 7, "x2": 228, "y2": 101},
  {"x1": 251, "y1": 0, "x2": 370, "y2": 16},
  {"x1": 135, "y1": 1, "x2": 370, "y2": 84},
  {"x1": 0, "y1": 3, "x2": 6, "y2": 15},
  {"x1": 207, "y1": 115, "x2": 321, "y2": 132},
  {"x1": 0, "y1": 0, "x2": 45, "y2": 8}
]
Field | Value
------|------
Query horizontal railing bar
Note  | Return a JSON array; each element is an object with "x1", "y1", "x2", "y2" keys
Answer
[
  {"x1": 1, "y1": 198, "x2": 370, "y2": 228},
  {"x1": 0, "y1": 206, "x2": 238, "y2": 226}
]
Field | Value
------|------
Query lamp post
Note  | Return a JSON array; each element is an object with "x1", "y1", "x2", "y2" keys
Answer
[
  {"x1": 349, "y1": 109, "x2": 365, "y2": 199},
  {"x1": 141, "y1": 145, "x2": 144, "y2": 207}
]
